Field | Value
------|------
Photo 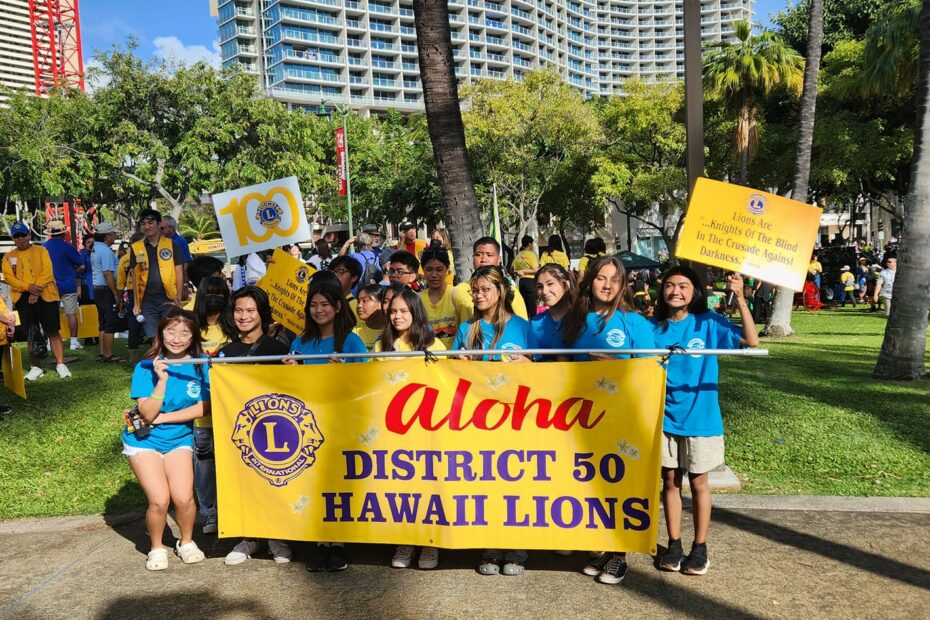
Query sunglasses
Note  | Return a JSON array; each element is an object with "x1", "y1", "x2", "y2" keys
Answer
[{"x1": 12, "y1": 233, "x2": 28, "y2": 239}]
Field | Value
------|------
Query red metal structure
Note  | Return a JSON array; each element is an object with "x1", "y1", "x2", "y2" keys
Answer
[{"x1": 27, "y1": 0, "x2": 85, "y2": 96}]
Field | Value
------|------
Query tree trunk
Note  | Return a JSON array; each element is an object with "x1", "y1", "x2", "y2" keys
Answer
[
  {"x1": 765, "y1": 0, "x2": 824, "y2": 338},
  {"x1": 873, "y1": 0, "x2": 930, "y2": 380},
  {"x1": 413, "y1": 0, "x2": 483, "y2": 283},
  {"x1": 737, "y1": 101, "x2": 751, "y2": 185}
]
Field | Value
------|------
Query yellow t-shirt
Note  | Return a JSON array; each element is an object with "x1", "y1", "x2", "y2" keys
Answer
[
  {"x1": 513, "y1": 250, "x2": 539, "y2": 277},
  {"x1": 841, "y1": 271, "x2": 855, "y2": 290},
  {"x1": 540, "y1": 250, "x2": 570, "y2": 270},
  {"x1": 375, "y1": 337, "x2": 446, "y2": 353},
  {"x1": 196, "y1": 321, "x2": 230, "y2": 428},
  {"x1": 421, "y1": 286, "x2": 470, "y2": 349},
  {"x1": 346, "y1": 295, "x2": 359, "y2": 324},
  {"x1": 577, "y1": 252, "x2": 605, "y2": 275},
  {"x1": 452, "y1": 281, "x2": 528, "y2": 320},
  {"x1": 809, "y1": 260, "x2": 823, "y2": 275},
  {"x1": 354, "y1": 321, "x2": 384, "y2": 351}
]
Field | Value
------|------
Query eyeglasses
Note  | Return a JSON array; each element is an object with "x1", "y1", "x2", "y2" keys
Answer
[
  {"x1": 388, "y1": 269, "x2": 413, "y2": 277},
  {"x1": 332, "y1": 268, "x2": 350, "y2": 277}
]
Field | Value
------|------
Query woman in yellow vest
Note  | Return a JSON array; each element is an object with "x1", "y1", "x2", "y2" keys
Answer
[
  {"x1": 540, "y1": 234, "x2": 570, "y2": 270},
  {"x1": 130, "y1": 209, "x2": 185, "y2": 340}
]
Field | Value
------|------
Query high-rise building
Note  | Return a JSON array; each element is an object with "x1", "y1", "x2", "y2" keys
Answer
[
  {"x1": 0, "y1": 0, "x2": 85, "y2": 104},
  {"x1": 214, "y1": 0, "x2": 752, "y2": 112}
]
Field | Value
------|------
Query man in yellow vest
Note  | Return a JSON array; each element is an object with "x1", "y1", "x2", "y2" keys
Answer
[
  {"x1": 130, "y1": 209, "x2": 185, "y2": 339},
  {"x1": 1, "y1": 221, "x2": 71, "y2": 380}
]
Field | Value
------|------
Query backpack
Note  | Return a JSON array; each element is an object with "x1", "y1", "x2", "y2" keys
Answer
[{"x1": 353, "y1": 250, "x2": 381, "y2": 287}]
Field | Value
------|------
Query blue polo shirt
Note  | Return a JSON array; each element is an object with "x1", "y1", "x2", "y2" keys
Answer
[
  {"x1": 91, "y1": 242, "x2": 118, "y2": 287},
  {"x1": 569, "y1": 310, "x2": 655, "y2": 360},
  {"x1": 290, "y1": 332, "x2": 368, "y2": 364},
  {"x1": 172, "y1": 233, "x2": 193, "y2": 263},
  {"x1": 123, "y1": 357, "x2": 211, "y2": 452},
  {"x1": 43, "y1": 237, "x2": 83, "y2": 295},
  {"x1": 452, "y1": 315, "x2": 536, "y2": 361},
  {"x1": 651, "y1": 312, "x2": 743, "y2": 437}
]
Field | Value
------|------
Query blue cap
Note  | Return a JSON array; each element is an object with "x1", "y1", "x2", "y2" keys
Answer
[{"x1": 10, "y1": 222, "x2": 29, "y2": 237}]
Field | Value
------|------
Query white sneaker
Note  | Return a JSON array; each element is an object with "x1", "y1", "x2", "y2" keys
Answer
[
  {"x1": 418, "y1": 546, "x2": 439, "y2": 570},
  {"x1": 56, "y1": 364, "x2": 71, "y2": 379},
  {"x1": 25, "y1": 367, "x2": 44, "y2": 381},
  {"x1": 175, "y1": 540, "x2": 205, "y2": 564},
  {"x1": 69, "y1": 338, "x2": 82, "y2": 350},
  {"x1": 225, "y1": 539, "x2": 259, "y2": 565},
  {"x1": 268, "y1": 539, "x2": 292, "y2": 564},
  {"x1": 391, "y1": 545, "x2": 415, "y2": 568}
]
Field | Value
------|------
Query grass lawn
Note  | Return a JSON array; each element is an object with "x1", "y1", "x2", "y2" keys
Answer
[{"x1": 0, "y1": 307, "x2": 927, "y2": 520}]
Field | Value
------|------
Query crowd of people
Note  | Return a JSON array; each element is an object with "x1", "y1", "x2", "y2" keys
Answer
[{"x1": 95, "y1": 212, "x2": 758, "y2": 584}]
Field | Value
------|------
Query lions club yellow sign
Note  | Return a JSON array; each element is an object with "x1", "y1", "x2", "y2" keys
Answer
[{"x1": 212, "y1": 176, "x2": 311, "y2": 257}]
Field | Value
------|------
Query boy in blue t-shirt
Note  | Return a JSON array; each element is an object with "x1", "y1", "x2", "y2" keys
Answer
[{"x1": 651, "y1": 267, "x2": 758, "y2": 576}]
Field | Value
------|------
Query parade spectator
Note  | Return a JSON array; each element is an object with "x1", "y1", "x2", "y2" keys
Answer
[
  {"x1": 540, "y1": 234, "x2": 570, "y2": 270},
  {"x1": 118, "y1": 232, "x2": 145, "y2": 349},
  {"x1": 231, "y1": 252, "x2": 267, "y2": 291},
  {"x1": 386, "y1": 250, "x2": 420, "y2": 290},
  {"x1": 839, "y1": 266, "x2": 857, "y2": 307},
  {"x1": 652, "y1": 266, "x2": 757, "y2": 577},
  {"x1": 630, "y1": 271, "x2": 651, "y2": 314},
  {"x1": 353, "y1": 284, "x2": 386, "y2": 351},
  {"x1": 328, "y1": 255, "x2": 363, "y2": 320},
  {"x1": 124, "y1": 308, "x2": 209, "y2": 571},
  {"x1": 576, "y1": 237, "x2": 607, "y2": 277},
  {"x1": 530, "y1": 264, "x2": 576, "y2": 354},
  {"x1": 856, "y1": 258, "x2": 869, "y2": 303},
  {"x1": 220, "y1": 286, "x2": 293, "y2": 566},
  {"x1": 339, "y1": 232, "x2": 380, "y2": 293},
  {"x1": 160, "y1": 215, "x2": 193, "y2": 298},
  {"x1": 285, "y1": 243, "x2": 305, "y2": 262},
  {"x1": 809, "y1": 252, "x2": 823, "y2": 290},
  {"x1": 92, "y1": 223, "x2": 123, "y2": 363},
  {"x1": 874, "y1": 255, "x2": 897, "y2": 316},
  {"x1": 752, "y1": 278, "x2": 774, "y2": 323},
  {"x1": 419, "y1": 241, "x2": 470, "y2": 348},
  {"x1": 513, "y1": 235, "x2": 539, "y2": 317},
  {"x1": 43, "y1": 220, "x2": 85, "y2": 350},
  {"x1": 451, "y1": 237, "x2": 529, "y2": 319},
  {"x1": 79, "y1": 235, "x2": 95, "y2": 304},
  {"x1": 130, "y1": 209, "x2": 186, "y2": 340},
  {"x1": 397, "y1": 221, "x2": 426, "y2": 257},
  {"x1": 308, "y1": 239, "x2": 333, "y2": 271},
  {"x1": 430, "y1": 228, "x2": 455, "y2": 285},
  {"x1": 2, "y1": 222, "x2": 71, "y2": 380}
]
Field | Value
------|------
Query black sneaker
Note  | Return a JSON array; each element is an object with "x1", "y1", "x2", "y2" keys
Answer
[
  {"x1": 306, "y1": 545, "x2": 329, "y2": 572},
  {"x1": 659, "y1": 538, "x2": 683, "y2": 572},
  {"x1": 0, "y1": 405, "x2": 12, "y2": 415},
  {"x1": 683, "y1": 543, "x2": 710, "y2": 576},
  {"x1": 327, "y1": 545, "x2": 349, "y2": 571},
  {"x1": 596, "y1": 553, "x2": 628, "y2": 585}
]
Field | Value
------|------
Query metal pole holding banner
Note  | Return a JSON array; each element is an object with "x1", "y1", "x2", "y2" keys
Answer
[{"x1": 165, "y1": 349, "x2": 769, "y2": 365}]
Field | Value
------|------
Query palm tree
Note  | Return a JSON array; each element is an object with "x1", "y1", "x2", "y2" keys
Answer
[
  {"x1": 863, "y1": 0, "x2": 921, "y2": 95},
  {"x1": 412, "y1": 0, "x2": 484, "y2": 282},
  {"x1": 766, "y1": 0, "x2": 825, "y2": 338},
  {"x1": 179, "y1": 211, "x2": 220, "y2": 240},
  {"x1": 704, "y1": 21, "x2": 805, "y2": 184},
  {"x1": 873, "y1": 0, "x2": 930, "y2": 380}
]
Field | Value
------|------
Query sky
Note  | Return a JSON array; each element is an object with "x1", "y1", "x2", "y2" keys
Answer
[{"x1": 78, "y1": 0, "x2": 790, "y2": 66}]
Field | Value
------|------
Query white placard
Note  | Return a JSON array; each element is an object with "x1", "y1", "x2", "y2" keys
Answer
[{"x1": 212, "y1": 176, "x2": 310, "y2": 258}]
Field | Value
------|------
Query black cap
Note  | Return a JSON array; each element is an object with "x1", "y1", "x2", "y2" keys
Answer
[{"x1": 399, "y1": 221, "x2": 416, "y2": 232}]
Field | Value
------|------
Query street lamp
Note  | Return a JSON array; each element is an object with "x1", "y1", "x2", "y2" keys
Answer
[{"x1": 320, "y1": 99, "x2": 354, "y2": 241}]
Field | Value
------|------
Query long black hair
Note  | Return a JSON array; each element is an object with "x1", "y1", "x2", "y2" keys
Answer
[
  {"x1": 193, "y1": 276, "x2": 236, "y2": 341},
  {"x1": 653, "y1": 265, "x2": 709, "y2": 323},
  {"x1": 228, "y1": 285, "x2": 274, "y2": 337},
  {"x1": 381, "y1": 287, "x2": 436, "y2": 352},
  {"x1": 302, "y1": 277, "x2": 357, "y2": 350}
]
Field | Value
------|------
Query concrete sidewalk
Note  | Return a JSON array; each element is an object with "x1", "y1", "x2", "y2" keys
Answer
[{"x1": 1, "y1": 496, "x2": 928, "y2": 619}]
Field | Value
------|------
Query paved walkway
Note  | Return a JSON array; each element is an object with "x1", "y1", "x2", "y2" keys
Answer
[{"x1": 1, "y1": 496, "x2": 928, "y2": 619}]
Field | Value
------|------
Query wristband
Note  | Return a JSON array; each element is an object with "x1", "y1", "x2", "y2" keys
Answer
[{"x1": 149, "y1": 393, "x2": 165, "y2": 400}]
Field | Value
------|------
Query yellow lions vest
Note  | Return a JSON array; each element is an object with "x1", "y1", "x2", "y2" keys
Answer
[{"x1": 132, "y1": 237, "x2": 178, "y2": 301}]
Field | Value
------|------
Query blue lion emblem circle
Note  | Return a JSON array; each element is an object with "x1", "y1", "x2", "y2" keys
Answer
[{"x1": 747, "y1": 194, "x2": 767, "y2": 216}]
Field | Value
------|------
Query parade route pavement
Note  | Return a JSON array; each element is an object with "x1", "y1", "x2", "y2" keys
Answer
[{"x1": 1, "y1": 495, "x2": 928, "y2": 619}]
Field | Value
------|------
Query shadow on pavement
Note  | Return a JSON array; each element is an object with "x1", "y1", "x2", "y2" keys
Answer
[
  {"x1": 714, "y1": 507, "x2": 930, "y2": 591},
  {"x1": 97, "y1": 590, "x2": 276, "y2": 620}
]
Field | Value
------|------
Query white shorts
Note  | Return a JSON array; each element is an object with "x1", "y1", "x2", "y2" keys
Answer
[
  {"x1": 661, "y1": 433, "x2": 725, "y2": 475},
  {"x1": 60, "y1": 293, "x2": 79, "y2": 315},
  {"x1": 122, "y1": 443, "x2": 193, "y2": 458}
]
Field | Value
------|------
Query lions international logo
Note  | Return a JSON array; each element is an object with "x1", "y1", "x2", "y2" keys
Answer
[
  {"x1": 255, "y1": 200, "x2": 284, "y2": 229},
  {"x1": 186, "y1": 381, "x2": 201, "y2": 399},
  {"x1": 158, "y1": 248, "x2": 173, "y2": 261},
  {"x1": 296, "y1": 266, "x2": 310, "y2": 284},
  {"x1": 687, "y1": 337, "x2": 706, "y2": 359},
  {"x1": 231, "y1": 393, "x2": 324, "y2": 487},
  {"x1": 747, "y1": 193, "x2": 767, "y2": 216},
  {"x1": 606, "y1": 328, "x2": 626, "y2": 348}
]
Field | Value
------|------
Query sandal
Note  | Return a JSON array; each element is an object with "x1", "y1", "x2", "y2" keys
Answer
[
  {"x1": 478, "y1": 550, "x2": 502, "y2": 575},
  {"x1": 146, "y1": 547, "x2": 169, "y2": 571},
  {"x1": 99, "y1": 355, "x2": 123, "y2": 363}
]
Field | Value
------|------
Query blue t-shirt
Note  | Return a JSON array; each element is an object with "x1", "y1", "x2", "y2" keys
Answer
[
  {"x1": 569, "y1": 310, "x2": 656, "y2": 360},
  {"x1": 452, "y1": 315, "x2": 536, "y2": 361},
  {"x1": 44, "y1": 237, "x2": 83, "y2": 295},
  {"x1": 530, "y1": 310, "x2": 563, "y2": 359},
  {"x1": 91, "y1": 243, "x2": 118, "y2": 287},
  {"x1": 290, "y1": 332, "x2": 368, "y2": 364},
  {"x1": 123, "y1": 357, "x2": 211, "y2": 452},
  {"x1": 651, "y1": 312, "x2": 742, "y2": 437},
  {"x1": 172, "y1": 233, "x2": 193, "y2": 263}
]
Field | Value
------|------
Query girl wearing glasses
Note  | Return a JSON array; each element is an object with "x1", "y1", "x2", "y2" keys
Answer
[{"x1": 420, "y1": 240, "x2": 470, "y2": 348}]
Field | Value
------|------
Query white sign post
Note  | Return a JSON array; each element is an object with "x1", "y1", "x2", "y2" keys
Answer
[{"x1": 212, "y1": 176, "x2": 310, "y2": 258}]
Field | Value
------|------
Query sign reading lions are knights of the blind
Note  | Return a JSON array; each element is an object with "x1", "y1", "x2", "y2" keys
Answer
[{"x1": 212, "y1": 176, "x2": 310, "y2": 258}]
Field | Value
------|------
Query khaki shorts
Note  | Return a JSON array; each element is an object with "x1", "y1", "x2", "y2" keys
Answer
[
  {"x1": 60, "y1": 293, "x2": 79, "y2": 315},
  {"x1": 662, "y1": 432, "x2": 725, "y2": 474}
]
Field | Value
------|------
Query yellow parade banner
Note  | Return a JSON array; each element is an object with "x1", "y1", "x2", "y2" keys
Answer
[
  {"x1": 212, "y1": 358, "x2": 666, "y2": 554},
  {"x1": 676, "y1": 178, "x2": 822, "y2": 291},
  {"x1": 58, "y1": 304, "x2": 100, "y2": 340},
  {"x1": 2, "y1": 344, "x2": 26, "y2": 399},
  {"x1": 255, "y1": 249, "x2": 316, "y2": 335}
]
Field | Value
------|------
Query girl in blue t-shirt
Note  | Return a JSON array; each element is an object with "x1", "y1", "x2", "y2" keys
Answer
[
  {"x1": 530, "y1": 263, "x2": 576, "y2": 357},
  {"x1": 284, "y1": 274, "x2": 364, "y2": 572},
  {"x1": 452, "y1": 265, "x2": 532, "y2": 575},
  {"x1": 651, "y1": 266, "x2": 758, "y2": 577},
  {"x1": 560, "y1": 256, "x2": 655, "y2": 585},
  {"x1": 452, "y1": 265, "x2": 535, "y2": 362},
  {"x1": 123, "y1": 308, "x2": 210, "y2": 571}
]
